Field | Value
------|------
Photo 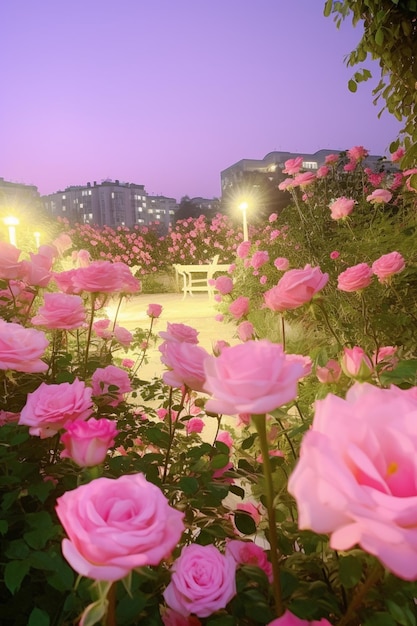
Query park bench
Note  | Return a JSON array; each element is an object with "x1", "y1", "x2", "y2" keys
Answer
[{"x1": 173, "y1": 254, "x2": 230, "y2": 299}]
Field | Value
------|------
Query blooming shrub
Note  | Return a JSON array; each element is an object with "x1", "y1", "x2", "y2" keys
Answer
[{"x1": 1, "y1": 146, "x2": 417, "y2": 626}]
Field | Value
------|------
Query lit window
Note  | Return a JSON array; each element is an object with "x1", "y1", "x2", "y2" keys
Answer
[
  {"x1": 148, "y1": 209, "x2": 154, "y2": 214},
  {"x1": 302, "y1": 161, "x2": 318, "y2": 169},
  {"x1": 62, "y1": 195, "x2": 66, "y2": 200}
]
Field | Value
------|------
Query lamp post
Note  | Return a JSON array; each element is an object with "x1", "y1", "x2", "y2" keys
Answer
[
  {"x1": 4, "y1": 217, "x2": 19, "y2": 247},
  {"x1": 238, "y1": 201, "x2": 249, "y2": 241},
  {"x1": 34, "y1": 232, "x2": 41, "y2": 248}
]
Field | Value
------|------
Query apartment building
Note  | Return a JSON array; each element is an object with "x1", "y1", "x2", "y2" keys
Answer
[
  {"x1": 0, "y1": 177, "x2": 42, "y2": 214},
  {"x1": 42, "y1": 180, "x2": 178, "y2": 231}
]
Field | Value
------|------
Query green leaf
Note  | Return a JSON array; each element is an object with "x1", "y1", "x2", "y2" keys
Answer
[
  {"x1": 348, "y1": 79, "x2": 357, "y2": 93},
  {"x1": 78, "y1": 600, "x2": 108, "y2": 626},
  {"x1": 234, "y1": 511, "x2": 257, "y2": 535},
  {"x1": 178, "y1": 476, "x2": 199, "y2": 495},
  {"x1": 4, "y1": 559, "x2": 30, "y2": 594},
  {"x1": 28, "y1": 608, "x2": 50, "y2": 626},
  {"x1": 363, "y1": 614, "x2": 397, "y2": 626},
  {"x1": 385, "y1": 600, "x2": 416, "y2": 626},
  {"x1": 210, "y1": 453, "x2": 230, "y2": 470},
  {"x1": 323, "y1": 0, "x2": 333, "y2": 17},
  {"x1": 0, "y1": 518, "x2": 8, "y2": 534},
  {"x1": 115, "y1": 592, "x2": 147, "y2": 624},
  {"x1": 339, "y1": 555, "x2": 363, "y2": 588}
]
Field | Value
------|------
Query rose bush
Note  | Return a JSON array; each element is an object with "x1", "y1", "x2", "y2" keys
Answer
[{"x1": 2, "y1": 145, "x2": 417, "y2": 625}]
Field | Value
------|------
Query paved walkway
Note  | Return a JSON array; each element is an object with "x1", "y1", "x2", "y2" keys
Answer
[{"x1": 106, "y1": 292, "x2": 238, "y2": 380}]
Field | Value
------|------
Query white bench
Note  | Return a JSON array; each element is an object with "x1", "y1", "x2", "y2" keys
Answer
[{"x1": 173, "y1": 255, "x2": 230, "y2": 298}]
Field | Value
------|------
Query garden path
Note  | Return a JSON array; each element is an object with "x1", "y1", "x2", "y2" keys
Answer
[{"x1": 106, "y1": 292, "x2": 238, "y2": 380}]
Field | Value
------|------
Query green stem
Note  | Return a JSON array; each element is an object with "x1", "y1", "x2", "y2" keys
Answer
[
  {"x1": 336, "y1": 562, "x2": 383, "y2": 626},
  {"x1": 133, "y1": 316, "x2": 155, "y2": 376},
  {"x1": 162, "y1": 387, "x2": 187, "y2": 483},
  {"x1": 105, "y1": 582, "x2": 117, "y2": 626},
  {"x1": 316, "y1": 301, "x2": 343, "y2": 349},
  {"x1": 252, "y1": 413, "x2": 284, "y2": 617},
  {"x1": 281, "y1": 315, "x2": 286, "y2": 352},
  {"x1": 111, "y1": 294, "x2": 124, "y2": 331},
  {"x1": 83, "y1": 293, "x2": 97, "y2": 377}
]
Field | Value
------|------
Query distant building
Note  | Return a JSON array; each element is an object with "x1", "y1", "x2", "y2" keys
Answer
[
  {"x1": 220, "y1": 149, "x2": 390, "y2": 216},
  {"x1": 0, "y1": 177, "x2": 42, "y2": 214},
  {"x1": 190, "y1": 197, "x2": 221, "y2": 213},
  {"x1": 42, "y1": 180, "x2": 178, "y2": 230}
]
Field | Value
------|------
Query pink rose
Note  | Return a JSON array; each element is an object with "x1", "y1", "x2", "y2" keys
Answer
[
  {"x1": 274, "y1": 257, "x2": 290, "y2": 271},
  {"x1": 56, "y1": 473, "x2": 185, "y2": 581},
  {"x1": 226, "y1": 539, "x2": 272, "y2": 582},
  {"x1": 292, "y1": 172, "x2": 316, "y2": 188},
  {"x1": 372, "y1": 251, "x2": 405, "y2": 283},
  {"x1": 341, "y1": 347, "x2": 373, "y2": 381},
  {"x1": 0, "y1": 241, "x2": 25, "y2": 280},
  {"x1": 0, "y1": 320, "x2": 49, "y2": 373},
  {"x1": 366, "y1": 188, "x2": 393, "y2": 204},
  {"x1": 316, "y1": 359, "x2": 341, "y2": 384},
  {"x1": 286, "y1": 353, "x2": 312, "y2": 378},
  {"x1": 19, "y1": 378, "x2": 93, "y2": 438},
  {"x1": 264, "y1": 265, "x2": 328, "y2": 312},
  {"x1": 251, "y1": 250, "x2": 269, "y2": 270},
  {"x1": 114, "y1": 325, "x2": 133, "y2": 347},
  {"x1": 122, "y1": 358, "x2": 135, "y2": 368},
  {"x1": 53, "y1": 268, "x2": 79, "y2": 294},
  {"x1": 159, "y1": 322, "x2": 199, "y2": 344},
  {"x1": 391, "y1": 147, "x2": 405, "y2": 162},
  {"x1": 162, "y1": 609, "x2": 202, "y2": 626},
  {"x1": 60, "y1": 417, "x2": 118, "y2": 467},
  {"x1": 163, "y1": 544, "x2": 236, "y2": 617},
  {"x1": 186, "y1": 417, "x2": 205, "y2": 434},
  {"x1": 330, "y1": 251, "x2": 340, "y2": 260},
  {"x1": 52, "y1": 233, "x2": 73, "y2": 256},
  {"x1": 329, "y1": 197, "x2": 355, "y2": 220},
  {"x1": 288, "y1": 383, "x2": 417, "y2": 580},
  {"x1": 228, "y1": 296, "x2": 250, "y2": 319},
  {"x1": 72, "y1": 249, "x2": 91, "y2": 267},
  {"x1": 372, "y1": 346, "x2": 398, "y2": 370},
  {"x1": 216, "y1": 430, "x2": 233, "y2": 448},
  {"x1": 324, "y1": 153, "x2": 339, "y2": 165},
  {"x1": 316, "y1": 165, "x2": 330, "y2": 178},
  {"x1": 268, "y1": 213, "x2": 278, "y2": 222},
  {"x1": 160, "y1": 341, "x2": 209, "y2": 392},
  {"x1": 147, "y1": 303, "x2": 163, "y2": 318},
  {"x1": 93, "y1": 318, "x2": 112, "y2": 339},
  {"x1": 337, "y1": 263, "x2": 373, "y2": 292},
  {"x1": 237, "y1": 320, "x2": 255, "y2": 342},
  {"x1": 214, "y1": 275, "x2": 233, "y2": 295},
  {"x1": 267, "y1": 610, "x2": 332, "y2": 626},
  {"x1": 347, "y1": 145, "x2": 368, "y2": 162},
  {"x1": 31, "y1": 292, "x2": 86, "y2": 329},
  {"x1": 236, "y1": 241, "x2": 251, "y2": 259},
  {"x1": 91, "y1": 364, "x2": 132, "y2": 406},
  {"x1": 204, "y1": 340, "x2": 304, "y2": 416},
  {"x1": 72, "y1": 261, "x2": 140, "y2": 294},
  {"x1": 21, "y1": 251, "x2": 53, "y2": 287},
  {"x1": 283, "y1": 156, "x2": 303, "y2": 175}
]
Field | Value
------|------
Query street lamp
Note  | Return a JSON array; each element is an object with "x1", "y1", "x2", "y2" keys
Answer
[
  {"x1": 238, "y1": 201, "x2": 249, "y2": 241},
  {"x1": 34, "y1": 232, "x2": 41, "y2": 247},
  {"x1": 4, "y1": 217, "x2": 19, "y2": 246}
]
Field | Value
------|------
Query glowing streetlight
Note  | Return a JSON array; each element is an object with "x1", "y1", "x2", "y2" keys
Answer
[
  {"x1": 4, "y1": 217, "x2": 19, "y2": 246},
  {"x1": 34, "y1": 232, "x2": 41, "y2": 247},
  {"x1": 238, "y1": 201, "x2": 249, "y2": 241}
]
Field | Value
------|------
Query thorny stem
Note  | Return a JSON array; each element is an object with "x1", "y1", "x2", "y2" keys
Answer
[
  {"x1": 252, "y1": 413, "x2": 284, "y2": 618},
  {"x1": 281, "y1": 315, "x2": 286, "y2": 352},
  {"x1": 336, "y1": 562, "x2": 383, "y2": 626},
  {"x1": 316, "y1": 301, "x2": 343, "y2": 349}
]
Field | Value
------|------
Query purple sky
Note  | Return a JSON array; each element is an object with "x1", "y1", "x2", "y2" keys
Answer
[{"x1": 1, "y1": 1, "x2": 402, "y2": 202}]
